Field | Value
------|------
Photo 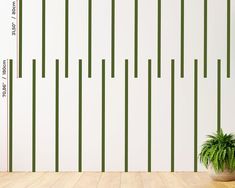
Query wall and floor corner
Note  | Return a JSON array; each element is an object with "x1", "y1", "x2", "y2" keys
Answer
[{"x1": 0, "y1": 0, "x2": 234, "y2": 172}]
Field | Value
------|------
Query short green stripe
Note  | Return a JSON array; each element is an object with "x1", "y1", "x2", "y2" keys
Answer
[
  {"x1": 42, "y1": 0, "x2": 46, "y2": 78},
  {"x1": 65, "y1": 0, "x2": 69, "y2": 78},
  {"x1": 101, "y1": 59, "x2": 105, "y2": 172},
  {"x1": 88, "y1": 0, "x2": 92, "y2": 78},
  {"x1": 125, "y1": 59, "x2": 128, "y2": 172},
  {"x1": 180, "y1": 0, "x2": 184, "y2": 78},
  {"x1": 78, "y1": 59, "x2": 82, "y2": 172},
  {"x1": 171, "y1": 59, "x2": 175, "y2": 172},
  {"x1": 217, "y1": 59, "x2": 221, "y2": 132},
  {"x1": 194, "y1": 59, "x2": 198, "y2": 172},
  {"x1": 148, "y1": 59, "x2": 152, "y2": 172},
  {"x1": 204, "y1": 0, "x2": 207, "y2": 78},
  {"x1": 227, "y1": 0, "x2": 230, "y2": 78},
  {"x1": 111, "y1": 0, "x2": 115, "y2": 78},
  {"x1": 157, "y1": 0, "x2": 161, "y2": 78},
  {"x1": 9, "y1": 59, "x2": 13, "y2": 172},
  {"x1": 19, "y1": 0, "x2": 22, "y2": 78},
  {"x1": 134, "y1": 0, "x2": 138, "y2": 78},
  {"x1": 32, "y1": 59, "x2": 36, "y2": 172},
  {"x1": 55, "y1": 59, "x2": 59, "y2": 172}
]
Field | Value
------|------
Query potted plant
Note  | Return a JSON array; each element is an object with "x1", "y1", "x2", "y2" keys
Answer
[{"x1": 199, "y1": 129, "x2": 235, "y2": 181}]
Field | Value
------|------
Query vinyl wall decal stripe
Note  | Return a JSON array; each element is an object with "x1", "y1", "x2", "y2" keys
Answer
[
  {"x1": 78, "y1": 59, "x2": 82, "y2": 172},
  {"x1": 204, "y1": 0, "x2": 207, "y2": 78},
  {"x1": 171, "y1": 59, "x2": 175, "y2": 172},
  {"x1": 227, "y1": 0, "x2": 230, "y2": 78},
  {"x1": 111, "y1": 0, "x2": 115, "y2": 78},
  {"x1": 55, "y1": 59, "x2": 59, "y2": 172},
  {"x1": 9, "y1": 59, "x2": 13, "y2": 172},
  {"x1": 148, "y1": 59, "x2": 152, "y2": 172},
  {"x1": 194, "y1": 59, "x2": 198, "y2": 172},
  {"x1": 42, "y1": 0, "x2": 46, "y2": 78},
  {"x1": 134, "y1": 0, "x2": 138, "y2": 78},
  {"x1": 157, "y1": 0, "x2": 161, "y2": 78},
  {"x1": 19, "y1": 0, "x2": 22, "y2": 78},
  {"x1": 101, "y1": 59, "x2": 105, "y2": 172},
  {"x1": 217, "y1": 59, "x2": 221, "y2": 131},
  {"x1": 125, "y1": 59, "x2": 128, "y2": 172},
  {"x1": 65, "y1": 0, "x2": 69, "y2": 78},
  {"x1": 32, "y1": 59, "x2": 36, "y2": 172},
  {"x1": 88, "y1": 0, "x2": 92, "y2": 78},
  {"x1": 180, "y1": 0, "x2": 184, "y2": 78}
]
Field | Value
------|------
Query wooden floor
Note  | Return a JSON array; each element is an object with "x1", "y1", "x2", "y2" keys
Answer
[{"x1": 0, "y1": 172, "x2": 234, "y2": 188}]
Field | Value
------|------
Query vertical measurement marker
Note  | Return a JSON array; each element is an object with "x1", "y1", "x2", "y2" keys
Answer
[
  {"x1": 125, "y1": 59, "x2": 128, "y2": 172},
  {"x1": 227, "y1": 0, "x2": 230, "y2": 78},
  {"x1": 19, "y1": 0, "x2": 22, "y2": 77},
  {"x1": 204, "y1": 0, "x2": 207, "y2": 78},
  {"x1": 180, "y1": 0, "x2": 184, "y2": 78},
  {"x1": 55, "y1": 59, "x2": 59, "y2": 172},
  {"x1": 78, "y1": 59, "x2": 82, "y2": 172},
  {"x1": 171, "y1": 59, "x2": 175, "y2": 172},
  {"x1": 32, "y1": 59, "x2": 36, "y2": 172},
  {"x1": 111, "y1": 0, "x2": 115, "y2": 77},
  {"x1": 157, "y1": 0, "x2": 161, "y2": 78},
  {"x1": 148, "y1": 59, "x2": 152, "y2": 172},
  {"x1": 65, "y1": 0, "x2": 69, "y2": 77},
  {"x1": 42, "y1": 0, "x2": 46, "y2": 77},
  {"x1": 88, "y1": 0, "x2": 92, "y2": 77},
  {"x1": 101, "y1": 59, "x2": 105, "y2": 172},
  {"x1": 217, "y1": 59, "x2": 221, "y2": 131},
  {"x1": 9, "y1": 59, "x2": 13, "y2": 172},
  {"x1": 134, "y1": 0, "x2": 138, "y2": 77},
  {"x1": 194, "y1": 59, "x2": 198, "y2": 172}
]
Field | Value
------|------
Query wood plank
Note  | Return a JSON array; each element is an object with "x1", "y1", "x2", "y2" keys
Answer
[
  {"x1": 121, "y1": 172, "x2": 143, "y2": 188},
  {"x1": 74, "y1": 172, "x2": 101, "y2": 188},
  {"x1": 51, "y1": 172, "x2": 82, "y2": 188},
  {"x1": 0, "y1": 173, "x2": 26, "y2": 187},
  {"x1": 158, "y1": 172, "x2": 186, "y2": 188},
  {"x1": 141, "y1": 172, "x2": 166, "y2": 188},
  {"x1": 97, "y1": 172, "x2": 121, "y2": 188}
]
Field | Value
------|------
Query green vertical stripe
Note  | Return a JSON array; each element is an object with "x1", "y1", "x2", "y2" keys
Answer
[
  {"x1": 101, "y1": 59, "x2": 105, "y2": 172},
  {"x1": 134, "y1": 0, "x2": 138, "y2": 78},
  {"x1": 65, "y1": 0, "x2": 69, "y2": 78},
  {"x1": 9, "y1": 59, "x2": 13, "y2": 172},
  {"x1": 78, "y1": 59, "x2": 82, "y2": 172},
  {"x1": 204, "y1": 0, "x2": 207, "y2": 78},
  {"x1": 125, "y1": 59, "x2": 128, "y2": 172},
  {"x1": 217, "y1": 59, "x2": 221, "y2": 132},
  {"x1": 180, "y1": 0, "x2": 184, "y2": 78},
  {"x1": 171, "y1": 59, "x2": 175, "y2": 172},
  {"x1": 32, "y1": 59, "x2": 36, "y2": 172},
  {"x1": 88, "y1": 0, "x2": 92, "y2": 78},
  {"x1": 42, "y1": 0, "x2": 46, "y2": 78},
  {"x1": 111, "y1": 0, "x2": 115, "y2": 78},
  {"x1": 157, "y1": 0, "x2": 161, "y2": 78},
  {"x1": 194, "y1": 59, "x2": 198, "y2": 172},
  {"x1": 55, "y1": 59, "x2": 59, "y2": 172},
  {"x1": 227, "y1": 0, "x2": 230, "y2": 78},
  {"x1": 148, "y1": 59, "x2": 152, "y2": 172},
  {"x1": 19, "y1": 0, "x2": 22, "y2": 78}
]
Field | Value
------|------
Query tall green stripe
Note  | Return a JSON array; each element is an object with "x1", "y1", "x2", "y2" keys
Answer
[
  {"x1": 157, "y1": 0, "x2": 161, "y2": 78},
  {"x1": 194, "y1": 59, "x2": 198, "y2": 172},
  {"x1": 19, "y1": 0, "x2": 22, "y2": 77},
  {"x1": 148, "y1": 59, "x2": 152, "y2": 172},
  {"x1": 134, "y1": 0, "x2": 138, "y2": 78},
  {"x1": 125, "y1": 59, "x2": 128, "y2": 172},
  {"x1": 180, "y1": 0, "x2": 184, "y2": 78},
  {"x1": 42, "y1": 0, "x2": 46, "y2": 78},
  {"x1": 9, "y1": 59, "x2": 13, "y2": 172},
  {"x1": 55, "y1": 59, "x2": 59, "y2": 172},
  {"x1": 88, "y1": 0, "x2": 92, "y2": 78},
  {"x1": 101, "y1": 59, "x2": 105, "y2": 172},
  {"x1": 111, "y1": 0, "x2": 115, "y2": 78},
  {"x1": 171, "y1": 59, "x2": 175, "y2": 172},
  {"x1": 204, "y1": 0, "x2": 207, "y2": 78},
  {"x1": 65, "y1": 0, "x2": 69, "y2": 78},
  {"x1": 32, "y1": 59, "x2": 36, "y2": 172},
  {"x1": 217, "y1": 59, "x2": 221, "y2": 131},
  {"x1": 78, "y1": 59, "x2": 82, "y2": 172},
  {"x1": 227, "y1": 0, "x2": 230, "y2": 78}
]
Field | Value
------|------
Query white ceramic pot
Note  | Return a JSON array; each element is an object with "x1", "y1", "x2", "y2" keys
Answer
[{"x1": 209, "y1": 165, "x2": 235, "y2": 181}]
